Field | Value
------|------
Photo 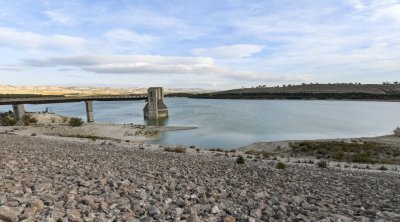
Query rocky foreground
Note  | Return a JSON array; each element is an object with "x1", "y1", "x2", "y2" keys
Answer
[{"x1": 0, "y1": 134, "x2": 400, "y2": 222}]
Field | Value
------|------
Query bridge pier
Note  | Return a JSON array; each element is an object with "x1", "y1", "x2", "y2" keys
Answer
[
  {"x1": 143, "y1": 87, "x2": 168, "y2": 119},
  {"x1": 85, "y1": 101, "x2": 94, "y2": 123},
  {"x1": 12, "y1": 104, "x2": 25, "y2": 123}
]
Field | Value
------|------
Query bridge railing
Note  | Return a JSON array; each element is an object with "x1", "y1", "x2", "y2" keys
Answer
[{"x1": 0, "y1": 94, "x2": 148, "y2": 104}]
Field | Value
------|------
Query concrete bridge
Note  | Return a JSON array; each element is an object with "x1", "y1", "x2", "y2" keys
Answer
[{"x1": 0, "y1": 90, "x2": 168, "y2": 123}]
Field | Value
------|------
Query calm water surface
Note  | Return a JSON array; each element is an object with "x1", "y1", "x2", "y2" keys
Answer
[{"x1": 1, "y1": 98, "x2": 400, "y2": 148}]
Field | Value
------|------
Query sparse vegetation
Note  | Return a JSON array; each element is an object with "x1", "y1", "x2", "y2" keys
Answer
[
  {"x1": 0, "y1": 94, "x2": 65, "y2": 98},
  {"x1": 58, "y1": 134, "x2": 110, "y2": 141},
  {"x1": 164, "y1": 146, "x2": 186, "y2": 153},
  {"x1": 143, "y1": 129, "x2": 160, "y2": 137},
  {"x1": 245, "y1": 149, "x2": 271, "y2": 158},
  {"x1": 190, "y1": 83, "x2": 400, "y2": 100},
  {"x1": 0, "y1": 114, "x2": 16, "y2": 126},
  {"x1": 317, "y1": 160, "x2": 328, "y2": 168},
  {"x1": 62, "y1": 117, "x2": 69, "y2": 123},
  {"x1": 210, "y1": 148, "x2": 224, "y2": 152},
  {"x1": 394, "y1": 127, "x2": 400, "y2": 137},
  {"x1": 236, "y1": 155, "x2": 245, "y2": 164},
  {"x1": 51, "y1": 117, "x2": 56, "y2": 123},
  {"x1": 22, "y1": 114, "x2": 38, "y2": 126},
  {"x1": 378, "y1": 166, "x2": 388, "y2": 171},
  {"x1": 290, "y1": 141, "x2": 400, "y2": 164},
  {"x1": 69, "y1": 117, "x2": 84, "y2": 127},
  {"x1": 276, "y1": 162, "x2": 287, "y2": 169}
]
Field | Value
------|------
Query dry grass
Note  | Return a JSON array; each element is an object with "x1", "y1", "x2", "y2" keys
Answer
[
  {"x1": 290, "y1": 141, "x2": 400, "y2": 164},
  {"x1": 164, "y1": 146, "x2": 186, "y2": 153}
]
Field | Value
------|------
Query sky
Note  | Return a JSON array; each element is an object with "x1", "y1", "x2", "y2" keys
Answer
[{"x1": 0, "y1": 0, "x2": 399, "y2": 89}]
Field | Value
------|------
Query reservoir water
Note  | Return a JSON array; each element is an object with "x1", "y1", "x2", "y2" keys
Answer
[{"x1": 1, "y1": 98, "x2": 400, "y2": 148}]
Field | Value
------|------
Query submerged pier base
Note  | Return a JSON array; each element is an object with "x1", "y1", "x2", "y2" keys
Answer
[{"x1": 143, "y1": 87, "x2": 168, "y2": 120}]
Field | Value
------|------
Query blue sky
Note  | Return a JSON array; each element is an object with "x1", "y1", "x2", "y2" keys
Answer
[{"x1": 0, "y1": 0, "x2": 399, "y2": 89}]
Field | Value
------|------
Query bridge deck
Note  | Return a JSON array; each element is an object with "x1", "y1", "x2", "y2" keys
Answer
[{"x1": 0, "y1": 95, "x2": 147, "y2": 105}]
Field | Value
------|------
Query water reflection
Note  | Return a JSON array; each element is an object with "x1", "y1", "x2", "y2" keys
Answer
[{"x1": 145, "y1": 117, "x2": 169, "y2": 126}]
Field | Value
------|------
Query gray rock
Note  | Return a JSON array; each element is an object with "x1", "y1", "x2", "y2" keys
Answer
[
  {"x1": 0, "y1": 206, "x2": 21, "y2": 222},
  {"x1": 147, "y1": 205, "x2": 161, "y2": 216},
  {"x1": 79, "y1": 180, "x2": 91, "y2": 187},
  {"x1": 19, "y1": 207, "x2": 37, "y2": 221},
  {"x1": 223, "y1": 215, "x2": 235, "y2": 222},
  {"x1": 5, "y1": 200, "x2": 19, "y2": 207},
  {"x1": 31, "y1": 199, "x2": 44, "y2": 210},
  {"x1": 376, "y1": 211, "x2": 384, "y2": 218},
  {"x1": 383, "y1": 211, "x2": 400, "y2": 218},
  {"x1": 247, "y1": 217, "x2": 255, "y2": 222},
  {"x1": 211, "y1": 205, "x2": 219, "y2": 214},
  {"x1": 66, "y1": 209, "x2": 82, "y2": 222},
  {"x1": 187, "y1": 209, "x2": 202, "y2": 222},
  {"x1": 331, "y1": 213, "x2": 353, "y2": 222},
  {"x1": 250, "y1": 209, "x2": 261, "y2": 218}
]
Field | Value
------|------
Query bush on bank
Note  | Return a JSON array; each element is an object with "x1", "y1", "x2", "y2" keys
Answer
[{"x1": 69, "y1": 117, "x2": 84, "y2": 127}]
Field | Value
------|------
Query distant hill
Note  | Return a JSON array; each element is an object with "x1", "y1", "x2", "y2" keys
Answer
[
  {"x1": 0, "y1": 85, "x2": 210, "y2": 97},
  {"x1": 221, "y1": 83, "x2": 400, "y2": 94},
  {"x1": 190, "y1": 83, "x2": 400, "y2": 100}
]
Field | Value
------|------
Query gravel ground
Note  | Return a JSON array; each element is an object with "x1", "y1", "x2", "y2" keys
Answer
[{"x1": 1, "y1": 133, "x2": 400, "y2": 222}]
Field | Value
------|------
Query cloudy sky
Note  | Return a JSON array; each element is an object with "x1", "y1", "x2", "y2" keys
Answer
[{"x1": 0, "y1": 0, "x2": 399, "y2": 89}]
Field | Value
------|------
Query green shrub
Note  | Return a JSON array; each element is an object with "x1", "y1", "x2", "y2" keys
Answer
[
  {"x1": 62, "y1": 117, "x2": 69, "y2": 123},
  {"x1": 351, "y1": 152, "x2": 376, "y2": 164},
  {"x1": 378, "y1": 166, "x2": 388, "y2": 171},
  {"x1": 290, "y1": 140, "x2": 399, "y2": 164},
  {"x1": 69, "y1": 117, "x2": 84, "y2": 127},
  {"x1": 22, "y1": 114, "x2": 38, "y2": 126},
  {"x1": 0, "y1": 115, "x2": 16, "y2": 126},
  {"x1": 317, "y1": 160, "x2": 328, "y2": 168},
  {"x1": 245, "y1": 149, "x2": 271, "y2": 158},
  {"x1": 210, "y1": 148, "x2": 224, "y2": 152},
  {"x1": 164, "y1": 146, "x2": 186, "y2": 153},
  {"x1": 236, "y1": 155, "x2": 245, "y2": 164},
  {"x1": 276, "y1": 162, "x2": 287, "y2": 170}
]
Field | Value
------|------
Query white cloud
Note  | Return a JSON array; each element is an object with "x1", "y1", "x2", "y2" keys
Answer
[
  {"x1": 346, "y1": 0, "x2": 366, "y2": 10},
  {"x1": 45, "y1": 10, "x2": 74, "y2": 25},
  {"x1": 104, "y1": 29, "x2": 157, "y2": 44},
  {"x1": 372, "y1": 4, "x2": 400, "y2": 22},
  {"x1": 192, "y1": 44, "x2": 264, "y2": 59},
  {"x1": 22, "y1": 55, "x2": 309, "y2": 82},
  {"x1": 0, "y1": 27, "x2": 86, "y2": 52}
]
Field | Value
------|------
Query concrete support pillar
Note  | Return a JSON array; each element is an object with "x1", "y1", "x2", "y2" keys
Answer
[
  {"x1": 143, "y1": 87, "x2": 168, "y2": 120},
  {"x1": 85, "y1": 101, "x2": 94, "y2": 123},
  {"x1": 148, "y1": 89, "x2": 159, "y2": 119},
  {"x1": 12, "y1": 104, "x2": 25, "y2": 123}
]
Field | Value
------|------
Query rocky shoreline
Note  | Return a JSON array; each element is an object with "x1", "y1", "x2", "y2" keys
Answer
[{"x1": 1, "y1": 133, "x2": 400, "y2": 222}]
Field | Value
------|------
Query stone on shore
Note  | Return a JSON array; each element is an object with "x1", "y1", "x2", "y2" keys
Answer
[{"x1": 0, "y1": 133, "x2": 399, "y2": 221}]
